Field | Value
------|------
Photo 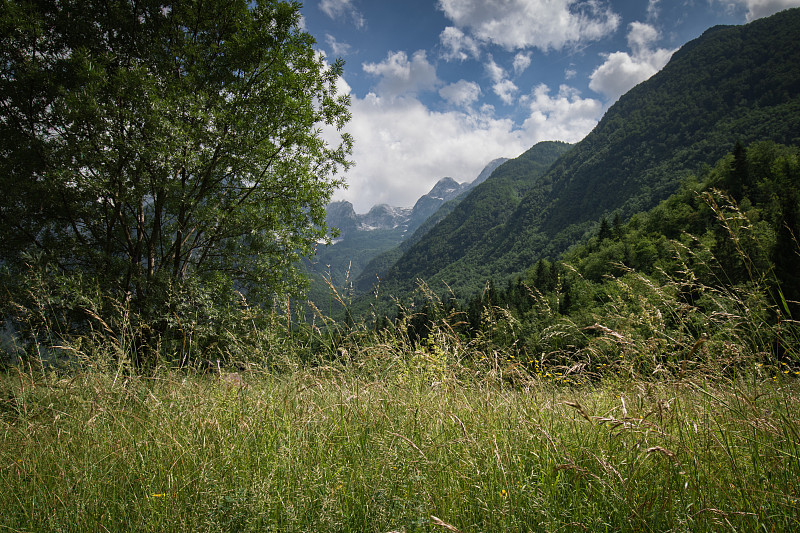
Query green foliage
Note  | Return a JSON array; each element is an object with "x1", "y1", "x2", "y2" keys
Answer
[
  {"x1": 0, "y1": 0, "x2": 351, "y2": 366},
  {"x1": 369, "y1": 142, "x2": 799, "y2": 381},
  {"x1": 359, "y1": 141, "x2": 572, "y2": 309},
  {"x1": 374, "y1": 9, "x2": 800, "y2": 302}
]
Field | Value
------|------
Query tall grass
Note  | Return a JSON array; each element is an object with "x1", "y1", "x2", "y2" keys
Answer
[{"x1": 1, "y1": 367, "x2": 798, "y2": 532}]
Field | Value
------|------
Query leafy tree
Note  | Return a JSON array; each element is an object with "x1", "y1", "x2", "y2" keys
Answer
[
  {"x1": 1, "y1": 1, "x2": 352, "y2": 337},
  {"x1": 730, "y1": 140, "x2": 749, "y2": 200}
]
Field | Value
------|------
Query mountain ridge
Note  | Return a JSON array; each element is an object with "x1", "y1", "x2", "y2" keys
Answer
[
  {"x1": 354, "y1": 141, "x2": 572, "y2": 298},
  {"x1": 364, "y1": 7, "x2": 800, "y2": 304},
  {"x1": 306, "y1": 158, "x2": 512, "y2": 311},
  {"x1": 326, "y1": 175, "x2": 470, "y2": 239}
]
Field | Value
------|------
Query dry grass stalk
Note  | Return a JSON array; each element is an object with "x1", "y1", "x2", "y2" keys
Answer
[
  {"x1": 388, "y1": 431, "x2": 428, "y2": 462},
  {"x1": 563, "y1": 400, "x2": 593, "y2": 423},
  {"x1": 430, "y1": 515, "x2": 463, "y2": 532}
]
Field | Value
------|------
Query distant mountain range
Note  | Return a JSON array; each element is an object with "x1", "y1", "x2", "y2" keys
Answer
[
  {"x1": 304, "y1": 158, "x2": 508, "y2": 311},
  {"x1": 326, "y1": 157, "x2": 508, "y2": 239},
  {"x1": 327, "y1": 177, "x2": 464, "y2": 239},
  {"x1": 353, "y1": 142, "x2": 570, "y2": 295},
  {"x1": 349, "y1": 7, "x2": 800, "y2": 311}
]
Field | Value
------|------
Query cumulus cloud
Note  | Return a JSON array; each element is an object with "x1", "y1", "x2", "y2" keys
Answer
[
  {"x1": 440, "y1": 26, "x2": 481, "y2": 61},
  {"x1": 512, "y1": 52, "x2": 532, "y2": 74},
  {"x1": 484, "y1": 56, "x2": 506, "y2": 84},
  {"x1": 493, "y1": 79, "x2": 519, "y2": 105},
  {"x1": 522, "y1": 84, "x2": 604, "y2": 142},
  {"x1": 439, "y1": 80, "x2": 483, "y2": 108},
  {"x1": 319, "y1": 0, "x2": 365, "y2": 28},
  {"x1": 627, "y1": 21, "x2": 659, "y2": 52},
  {"x1": 484, "y1": 56, "x2": 518, "y2": 105},
  {"x1": 362, "y1": 50, "x2": 439, "y2": 97},
  {"x1": 330, "y1": 94, "x2": 526, "y2": 210},
  {"x1": 589, "y1": 22, "x2": 675, "y2": 102},
  {"x1": 437, "y1": 0, "x2": 620, "y2": 51}
]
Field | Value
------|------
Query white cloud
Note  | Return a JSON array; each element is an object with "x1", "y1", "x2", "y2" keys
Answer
[
  {"x1": 440, "y1": 26, "x2": 481, "y2": 61},
  {"x1": 589, "y1": 52, "x2": 659, "y2": 100},
  {"x1": 589, "y1": 22, "x2": 675, "y2": 102},
  {"x1": 328, "y1": 81, "x2": 602, "y2": 212},
  {"x1": 331, "y1": 94, "x2": 528, "y2": 210},
  {"x1": 626, "y1": 21, "x2": 659, "y2": 52},
  {"x1": 484, "y1": 56, "x2": 518, "y2": 105},
  {"x1": 319, "y1": 0, "x2": 365, "y2": 28},
  {"x1": 362, "y1": 50, "x2": 439, "y2": 97},
  {"x1": 493, "y1": 79, "x2": 519, "y2": 105},
  {"x1": 512, "y1": 52, "x2": 532, "y2": 74},
  {"x1": 716, "y1": 0, "x2": 800, "y2": 20},
  {"x1": 325, "y1": 34, "x2": 352, "y2": 56},
  {"x1": 484, "y1": 56, "x2": 506, "y2": 83},
  {"x1": 439, "y1": 80, "x2": 483, "y2": 108},
  {"x1": 522, "y1": 84, "x2": 604, "y2": 142},
  {"x1": 437, "y1": 0, "x2": 620, "y2": 51}
]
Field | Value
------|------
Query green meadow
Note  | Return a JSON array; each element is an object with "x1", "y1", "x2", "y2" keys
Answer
[{"x1": 2, "y1": 333, "x2": 799, "y2": 532}]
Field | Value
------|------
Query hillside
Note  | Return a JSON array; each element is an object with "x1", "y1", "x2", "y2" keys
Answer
[
  {"x1": 370, "y1": 8, "x2": 800, "y2": 303},
  {"x1": 355, "y1": 142, "x2": 571, "y2": 299},
  {"x1": 354, "y1": 157, "x2": 510, "y2": 293},
  {"x1": 305, "y1": 159, "x2": 509, "y2": 313}
]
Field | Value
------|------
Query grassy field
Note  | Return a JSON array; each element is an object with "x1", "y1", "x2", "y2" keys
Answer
[{"x1": 1, "y1": 361, "x2": 798, "y2": 532}]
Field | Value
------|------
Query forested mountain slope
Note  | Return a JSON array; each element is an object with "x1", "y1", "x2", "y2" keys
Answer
[
  {"x1": 356, "y1": 141, "x2": 572, "y2": 299},
  {"x1": 371, "y1": 8, "x2": 800, "y2": 302},
  {"x1": 404, "y1": 141, "x2": 800, "y2": 367},
  {"x1": 354, "y1": 157, "x2": 509, "y2": 293},
  {"x1": 305, "y1": 158, "x2": 510, "y2": 315}
]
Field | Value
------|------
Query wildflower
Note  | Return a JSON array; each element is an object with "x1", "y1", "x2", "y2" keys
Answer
[{"x1": 151, "y1": 493, "x2": 166, "y2": 498}]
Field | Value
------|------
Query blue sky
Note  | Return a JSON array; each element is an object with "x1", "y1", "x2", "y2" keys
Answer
[{"x1": 301, "y1": 0, "x2": 800, "y2": 212}]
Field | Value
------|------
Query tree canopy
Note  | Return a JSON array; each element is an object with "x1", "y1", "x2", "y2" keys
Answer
[{"x1": 1, "y1": 0, "x2": 352, "y2": 308}]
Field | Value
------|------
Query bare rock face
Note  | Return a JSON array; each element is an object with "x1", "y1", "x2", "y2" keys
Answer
[
  {"x1": 408, "y1": 177, "x2": 468, "y2": 231},
  {"x1": 360, "y1": 204, "x2": 413, "y2": 231},
  {"x1": 325, "y1": 201, "x2": 359, "y2": 236}
]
